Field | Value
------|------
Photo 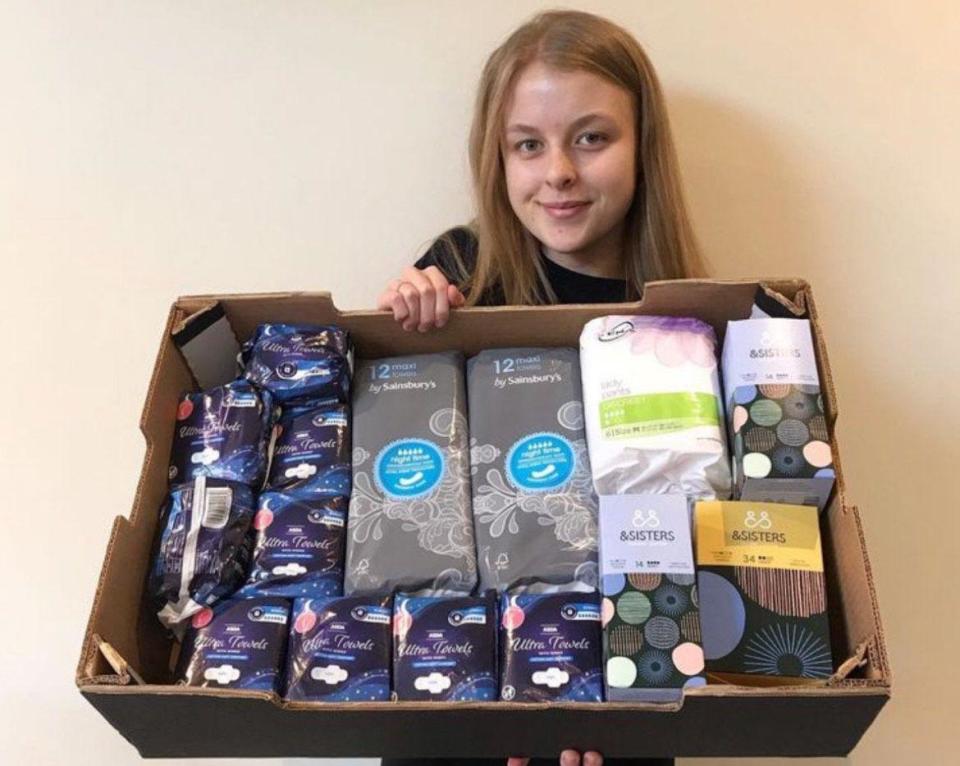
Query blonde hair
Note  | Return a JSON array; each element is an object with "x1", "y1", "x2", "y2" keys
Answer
[{"x1": 453, "y1": 9, "x2": 703, "y2": 305}]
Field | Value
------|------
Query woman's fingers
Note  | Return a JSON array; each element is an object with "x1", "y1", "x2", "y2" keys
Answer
[
  {"x1": 560, "y1": 750, "x2": 582, "y2": 766},
  {"x1": 422, "y1": 266, "x2": 452, "y2": 328},
  {"x1": 506, "y1": 759, "x2": 530, "y2": 766},
  {"x1": 396, "y1": 281, "x2": 420, "y2": 331},
  {"x1": 583, "y1": 752, "x2": 603, "y2": 766},
  {"x1": 448, "y1": 283, "x2": 466, "y2": 307},
  {"x1": 401, "y1": 266, "x2": 437, "y2": 331},
  {"x1": 378, "y1": 269, "x2": 465, "y2": 331},
  {"x1": 376, "y1": 279, "x2": 403, "y2": 312}
]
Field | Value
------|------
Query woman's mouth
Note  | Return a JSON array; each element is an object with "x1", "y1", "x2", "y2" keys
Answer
[{"x1": 540, "y1": 200, "x2": 591, "y2": 220}]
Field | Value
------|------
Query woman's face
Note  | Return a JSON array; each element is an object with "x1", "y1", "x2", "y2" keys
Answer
[{"x1": 502, "y1": 61, "x2": 637, "y2": 265}]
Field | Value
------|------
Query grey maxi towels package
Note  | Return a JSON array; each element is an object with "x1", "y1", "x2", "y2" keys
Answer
[
  {"x1": 467, "y1": 348, "x2": 599, "y2": 593},
  {"x1": 345, "y1": 353, "x2": 476, "y2": 595}
]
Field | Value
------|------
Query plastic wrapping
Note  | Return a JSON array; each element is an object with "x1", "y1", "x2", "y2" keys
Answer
[
  {"x1": 243, "y1": 323, "x2": 352, "y2": 405},
  {"x1": 467, "y1": 348, "x2": 598, "y2": 593},
  {"x1": 168, "y1": 379, "x2": 273, "y2": 487},
  {"x1": 580, "y1": 316, "x2": 731, "y2": 500},
  {"x1": 149, "y1": 477, "x2": 256, "y2": 629}
]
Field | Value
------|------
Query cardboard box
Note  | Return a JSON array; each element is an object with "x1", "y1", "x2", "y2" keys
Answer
[{"x1": 76, "y1": 280, "x2": 890, "y2": 758}]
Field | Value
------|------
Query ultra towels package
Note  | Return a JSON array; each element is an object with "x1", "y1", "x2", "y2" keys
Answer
[
  {"x1": 499, "y1": 591, "x2": 603, "y2": 702},
  {"x1": 284, "y1": 594, "x2": 393, "y2": 701},
  {"x1": 467, "y1": 348, "x2": 598, "y2": 593},
  {"x1": 243, "y1": 323, "x2": 352, "y2": 405},
  {"x1": 721, "y1": 318, "x2": 835, "y2": 511},
  {"x1": 393, "y1": 593, "x2": 498, "y2": 701},
  {"x1": 695, "y1": 501, "x2": 832, "y2": 682},
  {"x1": 599, "y1": 494, "x2": 705, "y2": 702},
  {"x1": 239, "y1": 492, "x2": 346, "y2": 599},
  {"x1": 149, "y1": 476, "x2": 256, "y2": 628},
  {"x1": 346, "y1": 353, "x2": 476, "y2": 596},
  {"x1": 168, "y1": 379, "x2": 272, "y2": 487},
  {"x1": 175, "y1": 597, "x2": 290, "y2": 691},
  {"x1": 579, "y1": 316, "x2": 731, "y2": 500},
  {"x1": 266, "y1": 403, "x2": 351, "y2": 496}
]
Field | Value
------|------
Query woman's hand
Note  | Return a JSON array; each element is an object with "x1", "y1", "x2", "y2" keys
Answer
[
  {"x1": 507, "y1": 750, "x2": 603, "y2": 766},
  {"x1": 376, "y1": 266, "x2": 466, "y2": 331}
]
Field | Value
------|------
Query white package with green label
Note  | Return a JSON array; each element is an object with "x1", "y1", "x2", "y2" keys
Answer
[{"x1": 579, "y1": 316, "x2": 731, "y2": 500}]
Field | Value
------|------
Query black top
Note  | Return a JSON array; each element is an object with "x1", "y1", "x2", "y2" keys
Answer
[{"x1": 414, "y1": 226, "x2": 629, "y2": 305}]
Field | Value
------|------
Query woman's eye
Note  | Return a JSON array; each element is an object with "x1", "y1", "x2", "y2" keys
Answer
[
  {"x1": 577, "y1": 132, "x2": 607, "y2": 147},
  {"x1": 516, "y1": 139, "x2": 541, "y2": 153}
]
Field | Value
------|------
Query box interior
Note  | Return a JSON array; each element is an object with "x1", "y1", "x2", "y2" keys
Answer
[{"x1": 77, "y1": 279, "x2": 890, "y2": 707}]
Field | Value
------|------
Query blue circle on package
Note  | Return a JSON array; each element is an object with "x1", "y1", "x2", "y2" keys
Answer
[
  {"x1": 375, "y1": 438, "x2": 445, "y2": 499},
  {"x1": 506, "y1": 432, "x2": 575, "y2": 491}
]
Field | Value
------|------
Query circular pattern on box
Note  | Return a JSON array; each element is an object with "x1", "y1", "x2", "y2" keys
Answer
[
  {"x1": 776, "y1": 418, "x2": 810, "y2": 447},
  {"x1": 557, "y1": 400, "x2": 585, "y2": 431},
  {"x1": 680, "y1": 611, "x2": 702, "y2": 642},
  {"x1": 818, "y1": 394, "x2": 825, "y2": 413},
  {"x1": 742, "y1": 623, "x2": 832, "y2": 678},
  {"x1": 772, "y1": 446, "x2": 804, "y2": 476},
  {"x1": 666, "y1": 573, "x2": 696, "y2": 586},
  {"x1": 799, "y1": 384, "x2": 820, "y2": 395},
  {"x1": 734, "y1": 385, "x2": 758, "y2": 405},
  {"x1": 733, "y1": 405, "x2": 749, "y2": 434},
  {"x1": 743, "y1": 452, "x2": 772, "y2": 478},
  {"x1": 644, "y1": 616, "x2": 680, "y2": 649},
  {"x1": 652, "y1": 583, "x2": 689, "y2": 617},
  {"x1": 758, "y1": 384, "x2": 791, "y2": 399},
  {"x1": 683, "y1": 675, "x2": 707, "y2": 689},
  {"x1": 602, "y1": 573, "x2": 626, "y2": 596},
  {"x1": 606, "y1": 656, "x2": 638, "y2": 688},
  {"x1": 609, "y1": 624, "x2": 644, "y2": 656},
  {"x1": 690, "y1": 584, "x2": 698, "y2": 608},
  {"x1": 628, "y1": 573, "x2": 661, "y2": 590},
  {"x1": 749, "y1": 399, "x2": 782, "y2": 427},
  {"x1": 616, "y1": 591, "x2": 652, "y2": 624},
  {"x1": 672, "y1": 642, "x2": 705, "y2": 675},
  {"x1": 698, "y1": 571, "x2": 746, "y2": 660},
  {"x1": 782, "y1": 390, "x2": 814, "y2": 420},
  {"x1": 744, "y1": 427, "x2": 777, "y2": 452},
  {"x1": 601, "y1": 597, "x2": 615, "y2": 627},
  {"x1": 804, "y1": 440, "x2": 833, "y2": 468},
  {"x1": 808, "y1": 414, "x2": 829, "y2": 442},
  {"x1": 636, "y1": 650, "x2": 673, "y2": 685}
]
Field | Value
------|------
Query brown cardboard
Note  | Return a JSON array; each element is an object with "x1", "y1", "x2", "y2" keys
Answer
[{"x1": 76, "y1": 279, "x2": 889, "y2": 758}]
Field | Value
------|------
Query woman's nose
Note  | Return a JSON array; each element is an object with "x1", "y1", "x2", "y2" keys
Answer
[{"x1": 545, "y1": 149, "x2": 577, "y2": 189}]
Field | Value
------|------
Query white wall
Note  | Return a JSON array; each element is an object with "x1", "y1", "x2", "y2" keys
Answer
[{"x1": 2, "y1": 1, "x2": 957, "y2": 764}]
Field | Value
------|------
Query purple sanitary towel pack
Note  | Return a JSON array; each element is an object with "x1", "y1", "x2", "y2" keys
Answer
[
  {"x1": 238, "y1": 492, "x2": 347, "y2": 599},
  {"x1": 265, "y1": 403, "x2": 352, "y2": 497},
  {"x1": 168, "y1": 379, "x2": 273, "y2": 488},
  {"x1": 149, "y1": 476, "x2": 256, "y2": 629},
  {"x1": 499, "y1": 591, "x2": 604, "y2": 702},
  {"x1": 284, "y1": 594, "x2": 393, "y2": 702},
  {"x1": 243, "y1": 324, "x2": 353, "y2": 406},
  {"x1": 175, "y1": 597, "x2": 290, "y2": 692},
  {"x1": 393, "y1": 593, "x2": 498, "y2": 701}
]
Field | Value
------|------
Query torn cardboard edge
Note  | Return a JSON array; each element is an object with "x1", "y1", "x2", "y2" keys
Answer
[{"x1": 94, "y1": 634, "x2": 144, "y2": 686}]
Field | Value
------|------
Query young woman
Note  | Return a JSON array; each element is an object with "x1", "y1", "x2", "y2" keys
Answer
[{"x1": 379, "y1": 10, "x2": 697, "y2": 766}]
